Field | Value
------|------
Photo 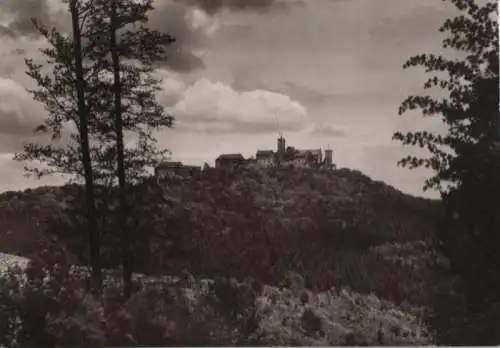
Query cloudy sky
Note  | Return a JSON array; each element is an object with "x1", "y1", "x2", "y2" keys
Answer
[{"x1": 0, "y1": 0, "x2": 465, "y2": 197}]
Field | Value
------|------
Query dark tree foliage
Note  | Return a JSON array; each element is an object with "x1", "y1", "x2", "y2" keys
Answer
[
  {"x1": 84, "y1": 0, "x2": 175, "y2": 184},
  {"x1": 393, "y1": 0, "x2": 499, "y2": 344},
  {"x1": 83, "y1": 0, "x2": 175, "y2": 298},
  {"x1": 14, "y1": 0, "x2": 175, "y2": 184},
  {"x1": 14, "y1": 0, "x2": 106, "y2": 293},
  {"x1": 13, "y1": 0, "x2": 175, "y2": 297},
  {"x1": 69, "y1": 0, "x2": 103, "y2": 294},
  {"x1": 394, "y1": 0, "x2": 498, "y2": 192}
]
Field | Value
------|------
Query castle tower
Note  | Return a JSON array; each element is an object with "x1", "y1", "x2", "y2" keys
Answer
[
  {"x1": 325, "y1": 148, "x2": 333, "y2": 169},
  {"x1": 277, "y1": 133, "x2": 286, "y2": 154}
]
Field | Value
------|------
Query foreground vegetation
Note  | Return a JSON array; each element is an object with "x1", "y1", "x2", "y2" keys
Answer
[
  {"x1": 0, "y1": 167, "x2": 446, "y2": 345},
  {"x1": 0, "y1": 0, "x2": 496, "y2": 344},
  {"x1": 0, "y1": 253, "x2": 431, "y2": 346},
  {"x1": 0, "y1": 168, "x2": 444, "y2": 298}
]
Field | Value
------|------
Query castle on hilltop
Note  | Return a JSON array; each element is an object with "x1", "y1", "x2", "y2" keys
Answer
[
  {"x1": 215, "y1": 135, "x2": 335, "y2": 170},
  {"x1": 155, "y1": 135, "x2": 335, "y2": 182}
]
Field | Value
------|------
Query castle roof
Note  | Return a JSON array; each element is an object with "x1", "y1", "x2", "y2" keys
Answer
[
  {"x1": 301, "y1": 149, "x2": 322, "y2": 154},
  {"x1": 216, "y1": 153, "x2": 245, "y2": 161},
  {"x1": 181, "y1": 165, "x2": 202, "y2": 170},
  {"x1": 157, "y1": 161, "x2": 183, "y2": 168},
  {"x1": 256, "y1": 150, "x2": 274, "y2": 157},
  {"x1": 296, "y1": 149, "x2": 322, "y2": 158}
]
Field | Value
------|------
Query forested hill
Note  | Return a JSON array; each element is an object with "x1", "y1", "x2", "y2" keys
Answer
[{"x1": 0, "y1": 167, "x2": 443, "y2": 304}]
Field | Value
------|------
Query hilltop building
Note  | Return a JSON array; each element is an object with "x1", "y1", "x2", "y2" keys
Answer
[
  {"x1": 155, "y1": 161, "x2": 182, "y2": 181},
  {"x1": 155, "y1": 135, "x2": 336, "y2": 182},
  {"x1": 213, "y1": 135, "x2": 335, "y2": 170},
  {"x1": 245, "y1": 157, "x2": 258, "y2": 169},
  {"x1": 215, "y1": 153, "x2": 245, "y2": 170},
  {"x1": 248, "y1": 135, "x2": 334, "y2": 170},
  {"x1": 256, "y1": 150, "x2": 275, "y2": 168},
  {"x1": 155, "y1": 161, "x2": 202, "y2": 182},
  {"x1": 325, "y1": 149, "x2": 333, "y2": 168}
]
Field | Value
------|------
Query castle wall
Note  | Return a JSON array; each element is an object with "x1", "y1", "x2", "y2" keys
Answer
[{"x1": 257, "y1": 157, "x2": 275, "y2": 168}]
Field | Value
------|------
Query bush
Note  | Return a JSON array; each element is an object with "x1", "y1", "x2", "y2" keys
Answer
[
  {"x1": 0, "y1": 254, "x2": 433, "y2": 346},
  {"x1": 1, "y1": 170, "x2": 440, "y2": 292},
  {"x1": 0, "y1": 246, "x2": 265, "y2": 347},
  {"x1": 0, "y1": 169, "x2": 443, "y2": 344}
]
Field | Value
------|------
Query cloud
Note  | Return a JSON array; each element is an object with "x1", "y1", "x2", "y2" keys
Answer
[
  {"x1": 0, "y1": 77, "x2": 52, "y2": 154},
  {"x1": 308, "y1": 123, "x2": 348, "y2": 137},
  {"x1": 233, "y1": 76, "x2": 336, "y2": 107},
  {"x1": 0, "y1": 0, "x2": 214, "y2": 73},
  {"x1": 172, "y1": 0, "x2": 300, "y2": 15},
  {"x1": 0, "y1": 0, "x2": 300, "y2": 75},
  {"x1": 170, "y1": 78, "x2": 309, "y2": 134},
  {"x1": 156, "y1": 71, "x2": 191, "y2": 105},
  {"x1": 148, "y1": 2, "x2": 215, "y2": 72},
  {"x1": 204, "y1": 0, "x2": 455, "y2": 104},
  {"x1": 0, "y1": 0, "x2": 69, "y2": 38},
  {"x1": 0, "y1": 0, "x2": 458, "y2": 199},
  {"x1": 0, "y1": 0, "x2": 50, "y2": 38},
  {"x1": 0, "y1": 78, "x2": 42, "y2": 135}
]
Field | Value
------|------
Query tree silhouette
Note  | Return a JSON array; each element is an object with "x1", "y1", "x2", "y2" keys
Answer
[
  {"x1": 15, "y1": 0, "x2": 106, "y2": 294},
  {"x1": 85, "y1": 0, "x2": 175, "y2": 298},
  {"x1": 393, "y1": 0, "x2": 499, "y2": 344},
  {"x1": 393, "y1": 0, "x2": 498, "y2": 193},
  {"x1": 14, "y1": 0, "x2": 175, "y2": 297}
]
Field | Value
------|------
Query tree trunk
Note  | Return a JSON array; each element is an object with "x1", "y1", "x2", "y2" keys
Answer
[
  {"x1": 110, "y1": 0, "x2": 133, "y2": 298},
  {"x1": 69, "y1": 0, "x2": 102, "y2": 295}
]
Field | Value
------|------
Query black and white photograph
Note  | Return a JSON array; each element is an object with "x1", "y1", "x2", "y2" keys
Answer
[{"x1": 0, "y1": 0, "x2": 498, "y2": 345}]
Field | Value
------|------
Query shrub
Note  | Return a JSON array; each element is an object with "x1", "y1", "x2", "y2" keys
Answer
[
  {"x1": 0, "y1": 254, "x2": 433, "y2": 346},
  {"x1": 0, "y1": 170, "x2": 443, "y2": 345},
  {"x1": 1, "y1": 170, "x2": 441, "y2": 305}
]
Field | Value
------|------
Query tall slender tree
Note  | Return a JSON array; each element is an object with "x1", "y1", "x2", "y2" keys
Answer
[
  {"x1": 16, "y1": 0, "x2": 175, "y2": 297},
  {"x1": 109, "y1": 0, "x2": 132, "y2": 298},
  {"x1": 15, "y1": 0, "x2": 104, "y2": 294},
  {"x1": 69, "y1": 0, "x2": 103, "y2": 295},
  {"x1": 85, "y1": 0, "x2": 175, "y2": 297}
]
